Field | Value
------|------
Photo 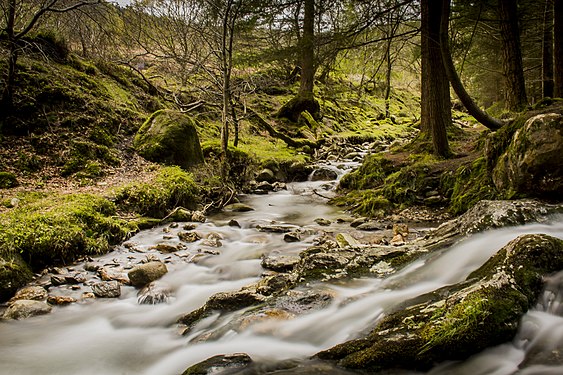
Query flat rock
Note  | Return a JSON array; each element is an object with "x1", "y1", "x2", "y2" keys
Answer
[
  {"x1": 3, "y1": 300, "x2": 52, "y2": 320},
  {"x1": 91, "y1": 281, "x2": 121, "y2": 298},
  {"x1": 8, "y1": 286, "x2": 47, "y2": 304},
  {"x1": 261, "y1": 255, "x2": 300, "y2": 272}
]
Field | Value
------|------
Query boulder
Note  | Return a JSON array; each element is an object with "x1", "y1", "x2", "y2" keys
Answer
[
  {"x1": 0, "y1": 253, "x2": 33, "y2": 302},
  {"x1": 310, "y1": 167, "x2": 338, "y2": 181},
  {"x1": 256, "y1": 168, "x2": 276, "y2": 183},
  {"x1": 317, "y1": 234, "x2": 563, "y2": 372},
  {"x1": 335, "y1": 233, "x2": 360, "y2": 248},
  {"x1": 133, "y1": 110, "x2": 204, "y2": 168},
  {"x1": 261, "y1": 255, "x2": 301, "y2": 272},
  {"x1": 91, "y1": 281, "x2": 121, "y2": 298},
  {"x1": 3, "y1": 300, "x2": 52, "y2": 320},
  {"x1": 127, "y1": 261, "x2": 168, "y2": 287},
  {"x1": 182, "y1": 353, "x2": 252, "y2": 375},
  {"x1": 137, "y1": 281, "x2": 171, "y2": 305},
  {"x1": 8, "y1": 286, "x2": 47, "y2": 304},
  {"x1": 224, "y1": 203, "x2": 255, "y2": 212},
  {"x1": 493, "y1": 113, "x2": 563, "y2": 198}
]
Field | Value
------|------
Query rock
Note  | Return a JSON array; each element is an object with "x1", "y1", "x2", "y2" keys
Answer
[
  {"x1": 314, "y1": 218, "x2": 332, "y2": 226},
  {"x1": 137, "y1": 281, "x2": 171, "y2": 305},
  {"x1": 178, "y1": 231, "x2": 201, "y2": 243},
  {"x1": 128, "y1": 261, "x2": 168, "y2": 287},
  {"x1": 182, "y1": 353, "x2": 252, "y2": 375},
  {"x1": 50, "y1": 275, "x2": 67, "y2": 286},
  {"x1": 191, "y1": 211, "x2": 206, "y2": 223},
  {"x1": 133, "y1": 110, "x2": 204, "y2": 168},
  {"x1": 91, "y1": 281, "x2": 121, "y2": 298},
  {"x1": 84, "y1": 262, "x2": 102, "y2": 272},
  {"x1": 275, "y1": 290, "x2": 334, "y2": 314},
  {"x1": 228, "y1": 219, "x2": 241, "y2": 227},
  {"x1": 64, "y1": 273, "x2": 87, "y2": 284},
  {"x1": 47, "y1": 295, "x2": 76, "y2": 305},
  {"x1": 8, "y1": 286, "x2": 47, "y2": 305},
  {"x1": 168, "y1": 208, "x2": 193, "y2": 222},
  {"x1": 154, "y1": 243, "x2": 179, "y2": 253},
  {"x1": 256, "y1": 168, "x2": 276, "y2": 183},
  {"x1": 311, "y1": 167, "x2": 338, "y2": 181},
  {"x1": 257, "y1": 224, "x2": 299, "y2": 233},
  {"x1": 256, "y1": 181, "x2": 274, "y2": 191},
  {"x1": 261, "y1": 255, "x2": 301, "y2": 272},
  {"x1": 317, "y1": 234, "x2": 563, "y2": 372},
  {"x1": 350, "y1": 217, "x2": 368, "y2": 228},
  {"x1": 224, "y1": 203, "x2": 255, "y2": 212},
  {"x1": 283, "y1": 232, "x2": 301, "y2": 242},
  {"x1": 335, "y1": 233, "x2": 360, "y2": 248},
  {"x1": 493, "y1": 113, "x2": 563, "y2": 198},
  {"x1": 390, "y1": 234, "x2": 405, "y2": 246},
  {"x1": 2, "y1": 300, "x2": 52, "y2": 320},
  {"x1": 357, "y1": 221, "x2": 383, "y2": 231},
  {"x1": 393, "y1": 224, "x2": 409, "y2": 237},
  {"x1": 200, "y1": 238, "x2": 222, "y2": 247}
]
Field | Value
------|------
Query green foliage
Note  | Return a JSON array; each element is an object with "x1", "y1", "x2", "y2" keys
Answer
[
  {"x1": 339, "y1": 154, "x2": 396, "y2": 190},
  {"x1": 0, "y1": 193, "x2": 130, "y2": 269},
  {"x1": 114, "y1": 166, "x2": 199, "y2": 218}
]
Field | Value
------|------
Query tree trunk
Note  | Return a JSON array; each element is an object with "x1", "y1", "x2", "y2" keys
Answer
[
  {"x1": 543, "y1": 0, "x2": 554, "y2": 98},
  {"x1": 1, "y1": 0, "x2": 17, "y2": 124},
  {"x1": 439, "y1": 0, "x2": 503, "y2": 130},
  {"x1": 498, "y1": 0, "x2": 528, "y2": 110},
  {"x1": 277, "y1": 0, "x2": 320, "y2": 122},
  {"x1": 554, "y1": 0, "x2": 563, "y2": 97},
  {"x1": 421, "y1": 0, "x2": 451, "y2": 158},
  {"x1": 384, "y1": 36, "x2": 392, "y2": 119}
]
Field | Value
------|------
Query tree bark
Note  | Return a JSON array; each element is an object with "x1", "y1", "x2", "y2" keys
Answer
[
  {"x1": 439, "y1": 0, "x2": 503, "y2": 131},
  {"x1": 1, "y1": 0, "x2": 17, "y2": 122},
  {"x1": 543, "y1": 0, "x2": 554, "y2": 98},
  {"x1": 554, "y1": 0, "x2": 563, "y2": 97},
  {"x1": 498, "y1": 0, "x2": 528, "y2": 110},
  {"x1": 421, "y1": 0, "x2": 451, "y2": 158},
  {"x1": 277, "y1": 0, "x2": 320, "y2": 122}
]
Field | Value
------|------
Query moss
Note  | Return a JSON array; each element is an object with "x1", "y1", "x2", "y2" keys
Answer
[
  {"x1": 114, "y1": 166, "x2": 199, "y2": 218},
  {"x1": 332, "y1": 190, "x2": 390, "y2": 218},
  {"x1": 339, "y1": 154, "x2": 396, "y2": 190},
  {"x1": 0, "y1": 172, "x2": 19, "y2": 188},
  {"x1": 61, "y1": 140, "x2": 119, "y2": 177},
  {"x1": 0, "y1": 252, "x2": 33, "y2": 301},
  {"x1": 134, "y1": 110, "x2": 204, "y2": 168},
  {"x1": 448, "y1": 157, "x2": 498, "y2": 215},
  {"x1": 0, "y1": 192, "x2": 130, "y2": 269}
]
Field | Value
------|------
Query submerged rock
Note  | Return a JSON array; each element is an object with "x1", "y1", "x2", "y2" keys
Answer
[
  {"x1": 137, "y1": 281, "x2": 171, "y2": 305},
  {"x1": 3, "y1": 300, "x2": 52, "y2": 320},
  {"x1": 317, "y1": 234, "x2": 563, "y2": 372},
  {"x1": 224, "y1": 203, "x2": 255, "y2": 212},
  {"x1": 128, "y1": 261, "x2": 168, "y2": 287}
]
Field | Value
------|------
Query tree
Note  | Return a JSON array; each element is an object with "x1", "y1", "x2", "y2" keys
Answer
[
  {"x1": 0, "y1": 0, "x2": 102, "y2": 125},
  {"x1": 554, "y1": 0, "x2": 563, "y2": 97},
  {"x1": 420, "y1": 0, "x2": 451, "y2": 158},
  {"x1": 439, "y1": 0, "x2": 503, "y2": 130},
  {"x1": 277, "y1": 0, "x2": 319, "y2": 122},
  {"x1": 497, "y1": 0, "x2": 528, "y2": 110},
  {"x1": 542, "y1": 0, "x2": 554, "y2": 98}
]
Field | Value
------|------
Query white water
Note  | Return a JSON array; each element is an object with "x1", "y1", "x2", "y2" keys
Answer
[{"x1": 1, "y1": 167, "x2": 563, "y2": 374}]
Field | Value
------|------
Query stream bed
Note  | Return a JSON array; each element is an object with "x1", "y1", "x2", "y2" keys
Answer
[{"x1": 1, "y1": 160, "x2": 563, "y2": 375}]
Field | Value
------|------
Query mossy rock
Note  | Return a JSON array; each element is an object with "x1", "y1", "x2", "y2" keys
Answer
[
  {"x1": 0, "y1": 172, "x2": 19, "y2": 188},
  {"x1": 317, "y1": 234, "x2": 563, "y2": 372},
  {"x1": 134, "y1": 110, "x2": 204, "y2": 169},
  {"x1": 0, "y1": 253, "x2": 33, "y2": 301}
]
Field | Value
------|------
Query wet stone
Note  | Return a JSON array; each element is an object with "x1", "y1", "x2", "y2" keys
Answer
[
  {"x1": 182, "y1": 353, "x2": 253, "y2": 375},
  {"x1": 50, "y1": 275, "x2": 67, "y2": 286},
  {"x1": 178, "y1": 231, "x2": 201, "y2": 243},
  {"x1": 224, "y1": 203, "x2": 255, "y2": 212},
  {"x1": 257, "y1": 224, "x2": 299, "y2": 233},
  {"x1": 137, "y1": 281, "x2": 171, "y2": 305},
  {"x1": 261, "y1": 255, "x2": 300, "y2": 272},
  {"x1": 314, "y1": 218, "x2": 332, "y2": 226},
  {"x1": 84, "y1": 262, "x2": 102, "y2": 272},
  {"x1": 228, "y1": 219, "x2": 241, "y2": 228},
  {"x1": 8, "y1": 286, "x2": 47, "y2": 304},
  {"x1": 154, "y1": 243, "x2": 180, "y2": 253},
  {"x1": 284, "y1": 232, "x2": 301, "y2": 242},
  {"x1": 91, "y1": 281, "x2": 121, "y2": 298},
  {"x1": 2, "y1": 300, "x2": 52, "y2": 320},
  {"x1": 47, "y1": 295, "x2": 76, "y2": 305},
  {"x1": 128, "y1": 261, "x2": 168, "y2": 287},
  {"x1": 350, "y1": 217, "x2": 368, "y2": 228},
  {"x1": 357, "y1": 221, "x2": 383, "y2": 231}
]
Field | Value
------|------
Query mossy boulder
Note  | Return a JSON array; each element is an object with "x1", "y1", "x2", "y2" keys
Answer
[
  {"x1": 134, "y1": 110, "x2": 204, "y2": 169},
  {"x1": 317, "y1": 234, "x2": 563, "y2": 372},
  {"x1": 493, "y1": 113, "x2": 563, "y2": 198},
  {"x1": 0, "y1": 253, "x2": 33, "y2": 301}
]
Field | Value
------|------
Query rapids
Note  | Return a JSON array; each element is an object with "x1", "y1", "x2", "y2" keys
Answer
[{"x1": 1, "y1": 161, "x2": 562, "y2": 375}]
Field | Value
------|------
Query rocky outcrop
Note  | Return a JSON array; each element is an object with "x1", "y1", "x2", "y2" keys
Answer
[
  {"x1": 133, "y1": 110, "x2": 204, "y2": 169},
  {"x1": 493, "y1": 113, "x2": 563, "y2": 198},
  {"x1": 316, "y1": 234, "x2": 563, "y2": 372},
  {"x1": 182, "y1": 353, "x2": 253, "y2": 375}
]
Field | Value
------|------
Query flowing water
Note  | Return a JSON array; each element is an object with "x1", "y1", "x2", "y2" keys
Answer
[{"x1": 1, "y1": 160, "x2": 563, "y2": 375}]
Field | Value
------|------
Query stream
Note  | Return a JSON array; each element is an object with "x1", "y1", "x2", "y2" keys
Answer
[{"x1": 1, "y1": 158, "x2": 563, "y2": 375}]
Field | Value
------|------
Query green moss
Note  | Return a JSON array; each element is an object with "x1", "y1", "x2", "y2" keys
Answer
[
  {"x1": 448, "y1": 157, "x2": 498, "y2": 215},
  {"x1": 0, "y1": 252, "x2": 33, "y2": 301},
  {"x1": 0, "y1": 172, "x2": 19, "y2": 188},
  {"x1": 332, "y1": 190, "x2": 390, "y2": 218},
  {"x1": 114, "y1": 166, "x2": 199, "y2": 218},
  {"x1": 61, "y1": 140, "x2": 119, "y2": 177},
  {"x1": 0, "y1": 193, "x2": 130, "y2": 269},
  {"x1": 339, "y1": 154, "x2": 396, "y2": 190}
]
